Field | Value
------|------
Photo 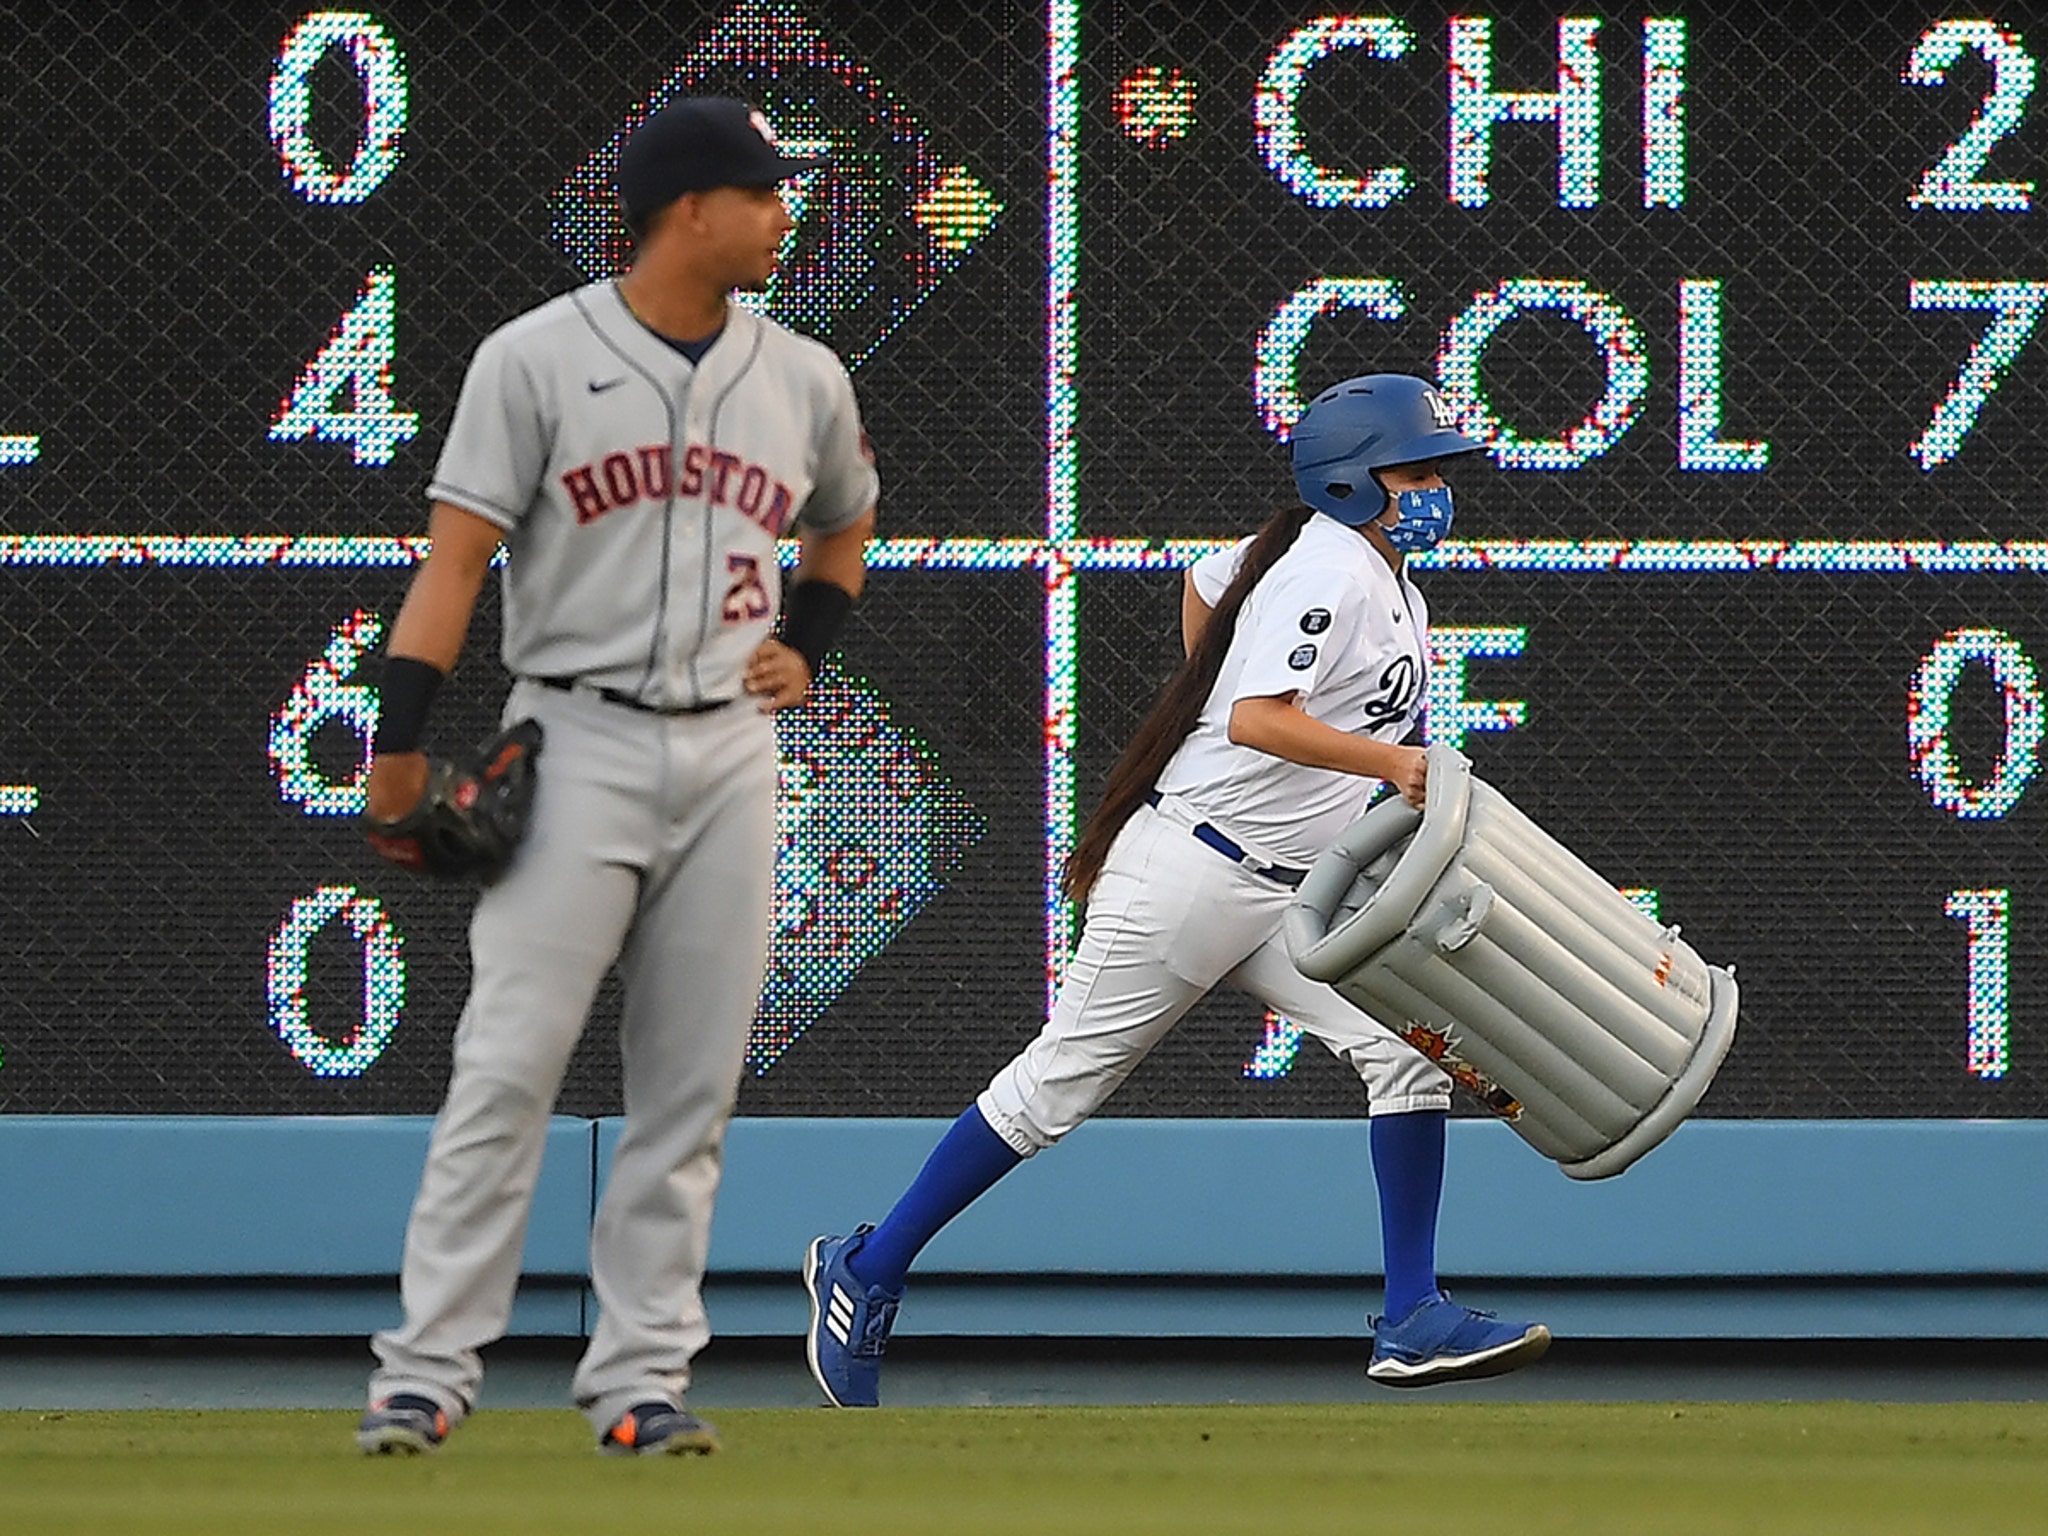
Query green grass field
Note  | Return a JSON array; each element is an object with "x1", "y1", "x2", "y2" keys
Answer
[{"x1": 4, "y1": 1403, "x2": 2041, "y2": 1535}]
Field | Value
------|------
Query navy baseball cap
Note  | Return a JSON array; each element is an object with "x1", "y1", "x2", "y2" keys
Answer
[{"x1": 616, "y1": 96, "x2": 827, "y2": 226}]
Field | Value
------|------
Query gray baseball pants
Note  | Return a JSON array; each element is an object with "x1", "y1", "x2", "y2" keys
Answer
[{"x1": 368, "y1": 677, "x2": 776, "y2": 1433}]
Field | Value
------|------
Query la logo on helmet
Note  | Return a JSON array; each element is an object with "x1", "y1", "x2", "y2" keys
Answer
[
  {"x1": 1424, "y1": 388, "x2": 1456, "y2": 430},
  {"x1": 748, "y1": 110, "x2": 778, "y2": 145}
]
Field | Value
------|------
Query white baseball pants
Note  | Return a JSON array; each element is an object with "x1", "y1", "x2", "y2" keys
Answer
[
  {"x1": 369, "y1": 678, "x2": 777, "y2": 1433},
  {"x1": 980, "y1": 795, "x2": 1453, "y2": 1154}
]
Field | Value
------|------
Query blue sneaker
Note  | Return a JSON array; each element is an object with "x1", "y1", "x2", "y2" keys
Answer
[
  {"x1": 803, "y1": 1226, "x2": 902, "y2": 1408},
  {"x1": 1367, "y1": 1292, "x2": 1552, "y2": 1387},
  {"x1": 356, "y1": 1393, "x2": 451, "y2": 1454},
  {"x1": 598, "y1": 1401, "x2": 720, "y2": 1456}
]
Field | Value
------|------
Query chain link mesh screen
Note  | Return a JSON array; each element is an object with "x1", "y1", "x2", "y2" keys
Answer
[{"x1": 0, "y1": 3, "x2": 2043, "y2": 1118}]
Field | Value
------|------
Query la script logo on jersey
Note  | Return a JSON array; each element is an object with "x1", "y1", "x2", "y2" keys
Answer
[{"x1": 561, "y1": 442, "x2": 796, "y2": 533}]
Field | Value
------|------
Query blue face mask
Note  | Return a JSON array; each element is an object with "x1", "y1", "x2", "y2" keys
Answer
[{"x1": 1379, "y1": 485, "x2": 1455, "y2": 552}]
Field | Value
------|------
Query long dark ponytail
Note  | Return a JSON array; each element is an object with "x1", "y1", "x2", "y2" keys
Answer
[{"x1": 1061, "y1": 503, "x2": 1318, "y2": 902}]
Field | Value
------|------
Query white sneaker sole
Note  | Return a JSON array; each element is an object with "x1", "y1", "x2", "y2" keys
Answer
[
  {"x1": 1368, "y1": 1323, "x2": 1553, "y2": 1387},
  {"x1": 356, "y1": 1424, "x2": 439, "y2": 1455}
]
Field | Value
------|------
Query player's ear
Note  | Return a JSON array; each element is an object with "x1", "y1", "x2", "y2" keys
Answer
[
  {"x1": 666, "y1": 191, "x2": 709, "y2": 231},
  {"x1": 631, "y1": 195, "x2": 691, "y2": 245}
]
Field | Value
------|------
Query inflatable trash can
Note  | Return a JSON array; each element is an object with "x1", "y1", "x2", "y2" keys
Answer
[{"x1": 1285, "y1": 746, "x2": 1738, "y2": 1180}]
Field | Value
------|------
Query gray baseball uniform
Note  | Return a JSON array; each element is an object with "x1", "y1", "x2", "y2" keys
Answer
[{"x1": 370, "y1": 281, "x2": 877, "y2": 1432}]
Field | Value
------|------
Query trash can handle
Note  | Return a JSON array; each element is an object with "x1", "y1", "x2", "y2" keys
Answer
[{"x1": 1286, "y1": 744, "x2": 1475, "y2": 981}]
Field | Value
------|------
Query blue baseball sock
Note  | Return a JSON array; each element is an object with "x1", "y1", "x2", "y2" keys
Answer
[
  {"x1": 847, "y1": 1105, "x2": 1023, "y2": 1293},
  {"x1": 1371, "y1": 1108, "x2": 1447, "y2": 1322}
]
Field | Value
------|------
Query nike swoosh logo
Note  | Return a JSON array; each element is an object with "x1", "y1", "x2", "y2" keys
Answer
[{"x1": 587, "y1": 376, "x2": 626, "y2": 393}]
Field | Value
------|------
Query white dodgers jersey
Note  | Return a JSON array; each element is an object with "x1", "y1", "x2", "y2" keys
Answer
[
  {"x1": 1156, "y1": 514, "x2": 1429, "y2": 866},
  {"x1": 427, "y1": 282, "x2": 879, "y2": 707}
]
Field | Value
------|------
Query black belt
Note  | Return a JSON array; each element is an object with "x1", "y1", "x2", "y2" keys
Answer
[
  {"x1": 1144, "y1": 791, "x2": 1307, "y2": 888},
  {"x1": 531, "y1": 675, "x2": 735, "y2": 716}
]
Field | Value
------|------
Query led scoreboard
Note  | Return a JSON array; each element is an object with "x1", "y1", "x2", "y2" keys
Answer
[{"x1": 1, "y1": 2, "x2": 2044, "y2": 1120}]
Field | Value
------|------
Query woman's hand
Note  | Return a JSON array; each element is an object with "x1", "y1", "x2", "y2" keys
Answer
[{"x1": 1384, "y1": 744, "x2": 1428, "y2": 807}]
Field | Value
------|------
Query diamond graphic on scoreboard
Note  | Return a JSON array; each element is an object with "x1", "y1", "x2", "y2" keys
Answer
[
  {"x1": 752, "y1": 663, "x2": 985, "y2": 1073},
  {"x1": 1114, "y1": 65, "x2": 1197, "y2": 146},
  {"x1": 913, "y1": 166, "x2": 1001, "y2": 254},
  {"x1": 551, "y1": 0, "x2": 1004, "y2": 368}
]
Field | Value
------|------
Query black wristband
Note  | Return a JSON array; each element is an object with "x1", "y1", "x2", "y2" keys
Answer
[
  {"x1": 780, "y1": 578, "x2": 855, "y2": 677},
  {"x1": 373, "y1": 656, "x2": 447, "y2": 754}
]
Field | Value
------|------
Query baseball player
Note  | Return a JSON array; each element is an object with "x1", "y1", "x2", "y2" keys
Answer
[
  {"x1": 355, "y1": 96, "x2": 878, "y2": 1455},
  {"x1": 803, "y1": 376, "x2": 1548, "y2": 1407}
]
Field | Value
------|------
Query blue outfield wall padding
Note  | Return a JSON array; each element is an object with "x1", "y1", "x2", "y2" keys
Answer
[
  {"x1": 697, "y1": 1279, "x2": 2048, "y2": 1341},
  {"x1": 697, "y1": 1117, "x2": 2048, "y2": 1279},
  {"x1": 0, "y1": 1116, "x2": 597, "y2": 1279},
  {"x1": 3, "y1": 1116, "x2": 2046, "y2": 1342},
  {"x1": 0, "y1": 1281, "x2": 588, "y2": 1339}
]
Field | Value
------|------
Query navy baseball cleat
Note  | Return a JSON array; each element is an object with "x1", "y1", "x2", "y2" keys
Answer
[
  {"x1": 356, "y1": 1393, "x2": 451, "y2": 1454},
  {"x1": 1367, "y1": 1293, "x2": 1552, "y2": 1387},
  {"x1": 803, "y1": 1226, "x2": 902, "y2": 1408},
  {"x1": 599, "y1": 1402, "x2": 721, "y2": 1456}
]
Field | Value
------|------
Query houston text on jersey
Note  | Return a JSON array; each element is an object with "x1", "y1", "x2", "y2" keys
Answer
[{"x1": 561, "y1": 442, "x2": 796, "y2": 533}]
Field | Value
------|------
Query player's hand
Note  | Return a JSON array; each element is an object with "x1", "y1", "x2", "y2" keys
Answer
[
  {"x1": 1386, "y1": 745, "x2": 1428, "y2": 808},
  {"x1": 365, "y1": 750, "x2": 430, "y2": 822},
  {"x1": 744, "y1": 638, "x2": 811, "y2": 712}
]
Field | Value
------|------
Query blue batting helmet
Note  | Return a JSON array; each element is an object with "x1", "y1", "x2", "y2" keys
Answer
[{"x1": 1289, "y1": 374, "x2": 1485, "y2": 526}]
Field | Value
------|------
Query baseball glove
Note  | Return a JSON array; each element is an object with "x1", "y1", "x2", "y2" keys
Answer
[{"x1": 363, "y1": 718, "x2": 544, "y2": 881}]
